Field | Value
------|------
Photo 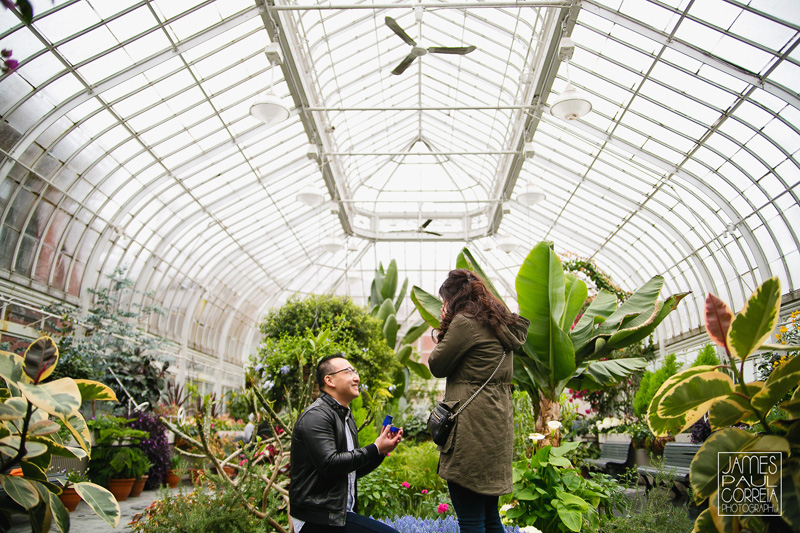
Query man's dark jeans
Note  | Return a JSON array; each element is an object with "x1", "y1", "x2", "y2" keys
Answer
[
  {"x1": 448, "y1": 481, "x2": 505, "y2": 533},
  {"x1": 299, "y1": 512, "x2": 398, "y2": 533}
]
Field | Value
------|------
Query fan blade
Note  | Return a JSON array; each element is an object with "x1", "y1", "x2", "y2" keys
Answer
[
  {"x1": 427, "y1": 45, "x2": 476, "y2": 55},
  {"x1": 391, "y1": 54, "x2": 417, "y2": 75},
  {"x1": 420, "y1": 219, "x2": 433, "y2": 229},
  {"x1": 385, "y1": 17, "x2": 416, "y2": 46},
  {"x1": 423, "y1": 230, "x2": 443, "y2": 237}
]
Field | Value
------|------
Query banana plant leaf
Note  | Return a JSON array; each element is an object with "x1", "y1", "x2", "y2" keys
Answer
[{"x1": 567, "y1": 357, "x2": 649, "y2": 391}]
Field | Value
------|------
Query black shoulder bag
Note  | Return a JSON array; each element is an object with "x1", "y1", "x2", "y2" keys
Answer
[{"x1": 427, "y1": 351, "x2": 507, "y2": 446}]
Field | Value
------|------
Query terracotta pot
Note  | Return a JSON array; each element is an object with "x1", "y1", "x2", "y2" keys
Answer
[
  {"x1": 130, "y1": 475, "x2": 148, "y2": 497},
  {"x1": 107, "y1": 478, "x2": 135, "y2": 502},
  {"x1": 220, "y1": 465, "x2": 236, "y2": 478},
  {"x1": 58, "y1": 487, "x2": 81, "y2": 512},
  {"x1": 190, "y1": 468, "x2": 205, "y2": 484},
  {"x1": 165, "y1": 469, "x2": 181, "y2": 488}
]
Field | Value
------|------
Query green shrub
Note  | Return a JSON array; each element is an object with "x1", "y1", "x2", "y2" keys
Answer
[
  {"x1": 690, "y1": 343, "x2": 720, "y2": 367},
  {"x1": 251, "y1": 295, "x2": 398, "y2": 411},
  {"x1": 130, "y1": 486, "x2": 268, "y2": 532},
  {"x1": 633, "y1": 354, "x2": 682, "y2": 418},
  {"x1": 505, "y1": 441, "x2": 622, "y2": 533}
]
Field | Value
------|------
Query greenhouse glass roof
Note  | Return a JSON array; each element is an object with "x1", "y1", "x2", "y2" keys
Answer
[{"x1": 0, "y1": 0, "x2": 798, "y2": 375}]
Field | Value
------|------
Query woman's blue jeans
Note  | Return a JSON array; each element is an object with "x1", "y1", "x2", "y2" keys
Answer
[{"x1": 447, "y1": 481, "x2": 505, "y2": 533}]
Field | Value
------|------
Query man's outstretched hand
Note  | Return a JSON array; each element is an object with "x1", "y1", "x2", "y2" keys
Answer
[{"x1": 374, "y1": 424, "x2": 403, "y2": 455}]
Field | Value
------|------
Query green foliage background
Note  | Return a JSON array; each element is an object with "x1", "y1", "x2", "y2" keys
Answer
[
  {"x1": 633, "y1": 354, "x2": 683, "y2": 418},
  {"x1": 251, "y1": 295, "x2": 398, "y2": 410}
]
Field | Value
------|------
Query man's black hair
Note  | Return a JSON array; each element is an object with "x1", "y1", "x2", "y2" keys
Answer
[{"x1": 316, "y1": 353, "x2": 347, "y2": 390}]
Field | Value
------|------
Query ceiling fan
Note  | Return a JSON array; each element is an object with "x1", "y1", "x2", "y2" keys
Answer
[
  {"x1": 385, "y1": 16, "x2": 476, "y2": 75},
  {"x1": 387, "y1": 219, "x2": 443, "y2": 236}
]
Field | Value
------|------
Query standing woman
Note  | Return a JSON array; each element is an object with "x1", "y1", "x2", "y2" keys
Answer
[{"x1": 428, "y1": 269, "x2": 530, "y2": 533}]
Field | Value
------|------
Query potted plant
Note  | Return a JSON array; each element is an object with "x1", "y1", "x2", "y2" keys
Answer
[
  {"x1": 56, "y1": 470, "x2": 90, "y2": 512},
  {"x1": 164, "y1": 455, "x2": 186, "y2": 488},
  {"x1": 90, "y1": 446, "x2": 151, "y2": 501}
]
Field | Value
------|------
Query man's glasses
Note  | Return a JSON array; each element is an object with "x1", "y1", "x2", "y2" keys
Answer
[{"x1": 327, "y1": 367, "x2": 359, "y2": 377}]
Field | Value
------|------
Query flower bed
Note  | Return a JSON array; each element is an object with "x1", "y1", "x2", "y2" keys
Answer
[{"x1": 380, "y1": 516, "x2": 522, "y2": 533}]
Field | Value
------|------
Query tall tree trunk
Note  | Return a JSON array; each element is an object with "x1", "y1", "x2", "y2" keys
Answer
[{"x1": 534, "y1": 391, "x2": 562, "y2": 448}]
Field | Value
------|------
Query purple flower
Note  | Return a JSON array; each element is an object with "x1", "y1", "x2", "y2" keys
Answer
[
  {"x1": 279, "y1": 365, "x2": 290, "y2": 374},
  {"x1": 2, "y1": 58, "x2": 18, "y2": 73}
]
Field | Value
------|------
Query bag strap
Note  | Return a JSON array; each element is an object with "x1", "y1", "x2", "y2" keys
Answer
[{"x1": 451, "y1": 351, "x2": 507, "y2": 419}]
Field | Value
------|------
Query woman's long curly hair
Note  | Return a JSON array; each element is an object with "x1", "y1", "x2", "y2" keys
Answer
[{"x1": 435, "y1": 269, "x2": 519, "y2": 343}]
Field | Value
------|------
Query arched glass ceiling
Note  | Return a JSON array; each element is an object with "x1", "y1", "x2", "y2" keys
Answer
[{"x1": 0, "y1": 0, "x2": 798, "y2": 374}]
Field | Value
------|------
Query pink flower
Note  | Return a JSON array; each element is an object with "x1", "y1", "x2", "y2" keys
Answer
[
  {"x1": 421, "y1": 489, "x2": 428, "y2": 494},
  {"x1": 401, "y1": 482, "x2": 410, "y2": 488},
  {"x1": 437, "y1": 503, "x2": 449, "y2": 514}
]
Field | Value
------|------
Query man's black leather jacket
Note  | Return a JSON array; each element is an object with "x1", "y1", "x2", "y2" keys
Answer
[{"x1": 289, "y1": 392, "x2": 384, "y2": 527}]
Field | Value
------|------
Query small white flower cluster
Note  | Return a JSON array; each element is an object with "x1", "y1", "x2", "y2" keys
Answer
[
  {"x1": 519, "y1": 526, "x2": 543, "y2": 533},
  {"x1": 595, "y1": 416, "x2": 623, "y2": 431}
]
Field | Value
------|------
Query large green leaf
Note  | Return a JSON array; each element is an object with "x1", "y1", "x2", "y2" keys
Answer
[
  {"x1": 567, "y1": 357, "x2": 648, "y2": 390},
  {"x1": 553, "y1": 500, "x2": 583, "y2": 532},
  {"x1": 708, "y1": 395, "x2": 758, "y2": 429},
  {"x1": 690, "y1": 427, "x2": 755, "y2": 501},
  {"x1": 27, "y1": 420, "x2": 60, "y2": 437},
  {"x1": 705, "y1": 293, "x2": 733, "y2": 350},
  {"x1": 376, "y1": 298, "x2": 396, "y2": 323},
  {"x1": 601, "y1": 276, "x2": 663, "y2": 329},
  {"x1": 74, "y1": 380, "x2": 117, "y2": 402},
  {"x1": 410, "y1": 286, "x2": 442, "y2": 329},
  {"x1": 570, "y1": 291, "x2": 617, "y2": 353},
  {"x1": 0, "y1": 474, "x2": 40, "y2": 509},
  {"x1": 0, "y1": 436, "x2": 48, "y2": 459},
  {"x1": 407, "y1": 360, "x2": 432, "y2": 380},
  {"x1": 369, "y1": 266, "x2": 384, "y2": 308},
  {"x1": 0, "y1": 397, "x2": 28, "y2": 421},
  {"x1": 0, "y1": 350, "x2": 25, "y2": 396},
  {"x1": 18, "y1": 379, "x2": 81, "y2": 419},
  {"x1": 394, "y1": 278, "x2": 408, "y2": 312},
  {"x1": 561, "y1": 274, "x2": 587, "y2": 332},
  {"x1": 400, "y1": 319, "x2": 429, "y2": 345},
  {"x1": 394, "y1": 345, "x2": 412, "y2": 364},
  {"x1": 22, "y1": 337, "x2": 59, "y2": 384},
  {"x1": 516, "y1": 242, "x2": 575, "y2": 385},
  {"x1": 600, "y1": 292, "x2": 690, "y2": 357},
  {"x1": 381, "y1": 260, "x2": 398, "y2": 300},
  {"x1": 727, "y1": 277, "x2": 781, "y2": 361},
  {"x1": 657, "y1": 371, "x2": 734, "y2": 419},
  {"x1": 73, "y1": 482, "x2": 120, "y2": 528},
  {"x1": 383, "y1": 314, "x2": 399, "y2": 347},
  {"x1": 41, "y1": 484, "x2": 69, "y2": 533},
  {"x1": 457, "y1": 248, "x2": 505, "y2": 304},
  {"x1": 751, "y1": 351, "x2": 800, "y2": 412},
  {"x1": 62, "y1": 412, "x2": 91, "y2": 456},
  {"x1": 648, "y1": 365, "x2": 718, "y2": 436}
]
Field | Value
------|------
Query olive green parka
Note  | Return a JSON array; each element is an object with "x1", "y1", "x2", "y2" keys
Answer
[{"x1": 428, "y1": 312, "x2": 529, "y2": 496}]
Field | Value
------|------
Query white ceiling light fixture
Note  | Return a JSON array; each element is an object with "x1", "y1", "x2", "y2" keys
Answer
[
  {"x1": 517, "y1": 183, "x2": 546, "y2": 206},
  {"x1": 496, "y1": 235, "x2": 519, "y2": 254},
  {"x1": 249, "y1": 43, "x2": 290, "y2": 126},
  {"x1": 321, "y1": 236, "x2": 343, "y2": 254},
  {"x1": 550, "y1": 37, "x2": 592, "y2": 121},
  {"x1": 296, "y1": 186, "x2": 325, "y2": 207}
]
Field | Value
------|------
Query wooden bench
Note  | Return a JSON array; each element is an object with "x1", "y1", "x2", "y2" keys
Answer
[
  {"x1": 585, "y1": 441, "x2": 633, "y2": 475},
  {"x1": 638, "y1": 442, "x2": 701, "y2": 498}
]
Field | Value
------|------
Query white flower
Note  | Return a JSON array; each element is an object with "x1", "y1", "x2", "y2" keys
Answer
[
  {"x1": 528, "y1": 433, "x2": 545, "y2": 441},
  {"x1": 519, "y1": 526, "x2": 543, "y2": 533},
  {"x1": 499, "y1": 502, "x2": 516, "y2": 513},
  {"x1": 547, "y1": 420, "x2": 562, "y2": 430}
]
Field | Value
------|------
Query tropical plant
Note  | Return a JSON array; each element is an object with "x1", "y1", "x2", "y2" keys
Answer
[
  {"x1": 411, "y1": 243, "x2": 687, "y2": 443},
  {"x1": 44, "y1": 267, "x2": 169, "y2": 411},
  {"x1": 505, "y1": 441, "x2": 622, "y2": 532},
  {"x1": 633, "y1": 354, "x2": 684, "y2": 418},
  {"x1": 647, "y1": 277, "x2": 800, "y2": 532},
  {"x1": 367, "y1": 260, "x2": 432, "y2": 400},
  {"x1": 0, "y1": 336, "x2": 121, "y2": 531}
]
